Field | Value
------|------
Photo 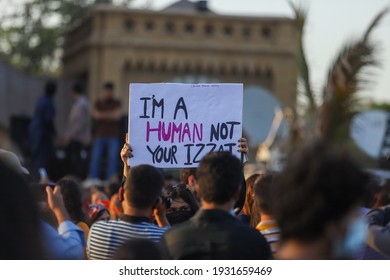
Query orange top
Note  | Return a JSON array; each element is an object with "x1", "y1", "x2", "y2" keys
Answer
[{"x1": 77, "y1": 221, "x2": 90, "y2": 260}]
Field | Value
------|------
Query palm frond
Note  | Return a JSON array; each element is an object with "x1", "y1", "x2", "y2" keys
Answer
[
  {"x1": 289, "y1": 1, "x2": 317, "y2": 112},
  {"x1": 363, "y1": 7, "x2": 389, "y2": 43},
  {"x1": 317, "y1": 8, "x2": 388, "y2": 142}
]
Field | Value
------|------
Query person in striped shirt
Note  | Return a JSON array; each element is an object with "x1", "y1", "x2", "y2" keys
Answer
[
  {"x1": 253, "y1": 172, "x2": 280, "y2": 255},
  {"x1": 87, "y1": 164, "x2": 170, "y2": 259}
]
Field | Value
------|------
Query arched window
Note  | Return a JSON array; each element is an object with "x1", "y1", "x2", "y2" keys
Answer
[
  {"x1": 166, "y1": 22, "x2": 175, "y2": 34},
  {"x1": 223, "y1": 26, "x2": 233, "y2": 36},
  {"x1": 145, "y1": 21, "x2": 155, "y2": 31},
  {"x1": 124, "y1": 20, "x2": 135, "y2": 32},
  {"x1": 204, "y1": 24, "x2": 214, "y2": 36},
  {"x1": 185, "y1": 23, "x2": 195, "y2": 33},
  {"x1": 242, "y1": 27, "x2": 252, "y2": 39},
  {"x1": 261, "y1": 26, "x2": 272, "y2": 38}
]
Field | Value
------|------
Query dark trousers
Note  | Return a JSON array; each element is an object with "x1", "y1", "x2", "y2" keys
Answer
[{"x1": 66, "y1": 141, "x2": 89, "y2": 180}]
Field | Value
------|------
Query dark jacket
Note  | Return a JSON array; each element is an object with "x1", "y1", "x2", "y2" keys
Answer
[{"x1": 161, "y1": 209, "x2": 272, "y2": 260}]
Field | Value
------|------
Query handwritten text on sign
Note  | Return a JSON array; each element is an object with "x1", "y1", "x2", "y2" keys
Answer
[{"x1": 128, "y1": 83, "x2": 243, "y2": 168}]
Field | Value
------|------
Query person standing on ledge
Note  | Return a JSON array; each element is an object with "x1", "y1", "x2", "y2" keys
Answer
[
  {"x1": 64, "y1": 83, "x2": 91, "y2": 179},
  {"x1": 89, "y1": 82, "x2": 122, "y2": 181},
  {"x1": 29, "y1": 80, "x2": 57, "y2": 171}
]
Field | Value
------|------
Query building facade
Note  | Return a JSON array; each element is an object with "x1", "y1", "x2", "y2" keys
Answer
[{"x1": 62, "y1": 1, "x2": 297, "y2": 145}]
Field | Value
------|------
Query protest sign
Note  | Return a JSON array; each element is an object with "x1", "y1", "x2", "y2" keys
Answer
[{"x1": 128, "y1": 83, "x2": 243, "y2": 168}]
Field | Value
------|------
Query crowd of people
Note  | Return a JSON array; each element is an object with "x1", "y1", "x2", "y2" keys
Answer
[
  {"x1": 1, "y1": 135, "x2": 390, "y2": 260},
  {"x1": 1, "y1": 81, "x2": 390, "y2": 260},
  {"x1": 29, "y1": 80, "x2": 123, "y2": 182}
]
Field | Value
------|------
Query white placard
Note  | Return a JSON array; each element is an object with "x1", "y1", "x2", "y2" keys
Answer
[{"x1": 128, "y1": 83, "x2": 243, "y2": 168}]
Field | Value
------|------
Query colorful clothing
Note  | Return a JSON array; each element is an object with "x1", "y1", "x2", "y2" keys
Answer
[
  {"x1": 76, "y1": 221, "x2": 90, "y2": 259},
  {"x1": 256, "y1": 220, "x2": 280, "y2": 255}
]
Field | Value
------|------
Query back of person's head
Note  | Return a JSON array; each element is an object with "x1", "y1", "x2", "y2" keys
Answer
[
  {"x1": 57, "y1": 177, "x2": 86, "y2": 224},
  {"x1": 197, "y1": 152, "x2": 242, "y2": 204},
  {"x1": 113, "y1": 238, "x2": 164, "y2": 260},
  {"x1": 254, "y1": 172, "x2": 277, "y2": 216},
  {"x1": 105, "y1": 182, "x2": 121, "y2": 198},
  {"x1": 103, "y1": 82, "x2": 114, "y2": 90},
  {"x1": 0, "y1": 149, "x2": 29, "y2": 176},
  {"x1": 247, "y1": 173, "x2": 274, "y2": 228},
  {"x1": 164, "y1": 172, "x2": 178, "y2": 188},
  {"x1": 0, "y1": 161, "x2": 44, "y2": 259},
  {"x1": 273, "y1": 140, "x2": 370, "y2": 243},
  {"x1": 124, "y1": 165, "x2": 164, "y2": 209},
  {"x1": 72, "y1": 83, "x2": 83, "y2": 95},
  {"x1": 179, "y1": 168, "x2": 197, "y2": 184},
  {"x1": 45, "y1": 80, "x2": 57, "y2": 96}
]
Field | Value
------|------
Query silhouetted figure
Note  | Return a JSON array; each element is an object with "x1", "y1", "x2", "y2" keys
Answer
[{"x1": 29, "y1": 80, "x2": 57, "y2": 171}]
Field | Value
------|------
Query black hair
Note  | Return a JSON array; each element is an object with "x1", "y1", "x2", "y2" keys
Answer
[
  {"x1": 0, "y1": 161, "x2": 45, "y2": 259},
  {"x1": 168, "y1": 184, "x2": 200, "y2": 215},
  {"x1": 57, "y1": 176, "x2": 88, "y2": 225},
  {"x1": 254, "y1": 173, "x2": 277, "y2": 216},
  {"x1": 124, "y1": 165, "x2": 164, "y2": 209},
  {"x1": 103, "y1": 82, "x2": 114, "y2": 90},
  {"x1": 196, "y1": 152, "x2": 242, "y2": 204},
  {"x1": 72, "y1": 83, "x2": 83, "y2": 94},
  {"x1": 44, "y1": 80, "x2": 57, "y2": 96},
  {"x1": 179, "y1": 168, "x2": 197, "y2": 184},
  {"x1": 272, "y1": 140, "x2": 370, "y2": 242},
  {"x1": 105, "y1": 181, "x2": 121, "y2": 198}
]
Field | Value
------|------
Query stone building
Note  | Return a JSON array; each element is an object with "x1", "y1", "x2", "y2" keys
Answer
[{"x1": 62, "y1": 0, "x2": 297, "y2": 145}]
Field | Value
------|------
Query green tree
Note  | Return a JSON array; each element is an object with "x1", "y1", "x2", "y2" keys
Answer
[
  {"x1": 0, "y1": 0, "x2": 133, "y2": 75},
  {"x1": 366, "y1": 102, "x2": 390, "y2": 112}
]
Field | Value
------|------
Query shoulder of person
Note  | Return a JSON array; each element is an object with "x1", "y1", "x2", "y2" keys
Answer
[
  {"x1": 238, "y1": 227, "x2": 273, "y2": 258},
  {"x1": 163, "y1": 220, "x2": 192, "y2": 237},
  {"x1": 89, "y1": 219, "x2": 114, "y2": 232},
  {"x1": 235, "y1": 223, "x2": 268, "y2": 240},
  {"x1": 77, "y1": 221, "x2": 90, "y2": 231}
]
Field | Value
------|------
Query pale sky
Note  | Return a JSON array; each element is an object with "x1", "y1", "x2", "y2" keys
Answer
[{"x1": 133, "y1": 0, "x2": 390, "y2": 103}]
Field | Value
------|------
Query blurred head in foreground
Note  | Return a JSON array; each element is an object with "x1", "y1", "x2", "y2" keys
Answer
[
  {"x1": 273, "y1": 140, "x2": 370, "y2": 259},
  {"x1": 0, "y1": 161, "x2": 44, "y2": 259}
]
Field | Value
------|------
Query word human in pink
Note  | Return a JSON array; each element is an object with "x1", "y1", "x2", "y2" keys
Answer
[{"x1": 146, "y1": 121, "x2": 203, "y2": 143}]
